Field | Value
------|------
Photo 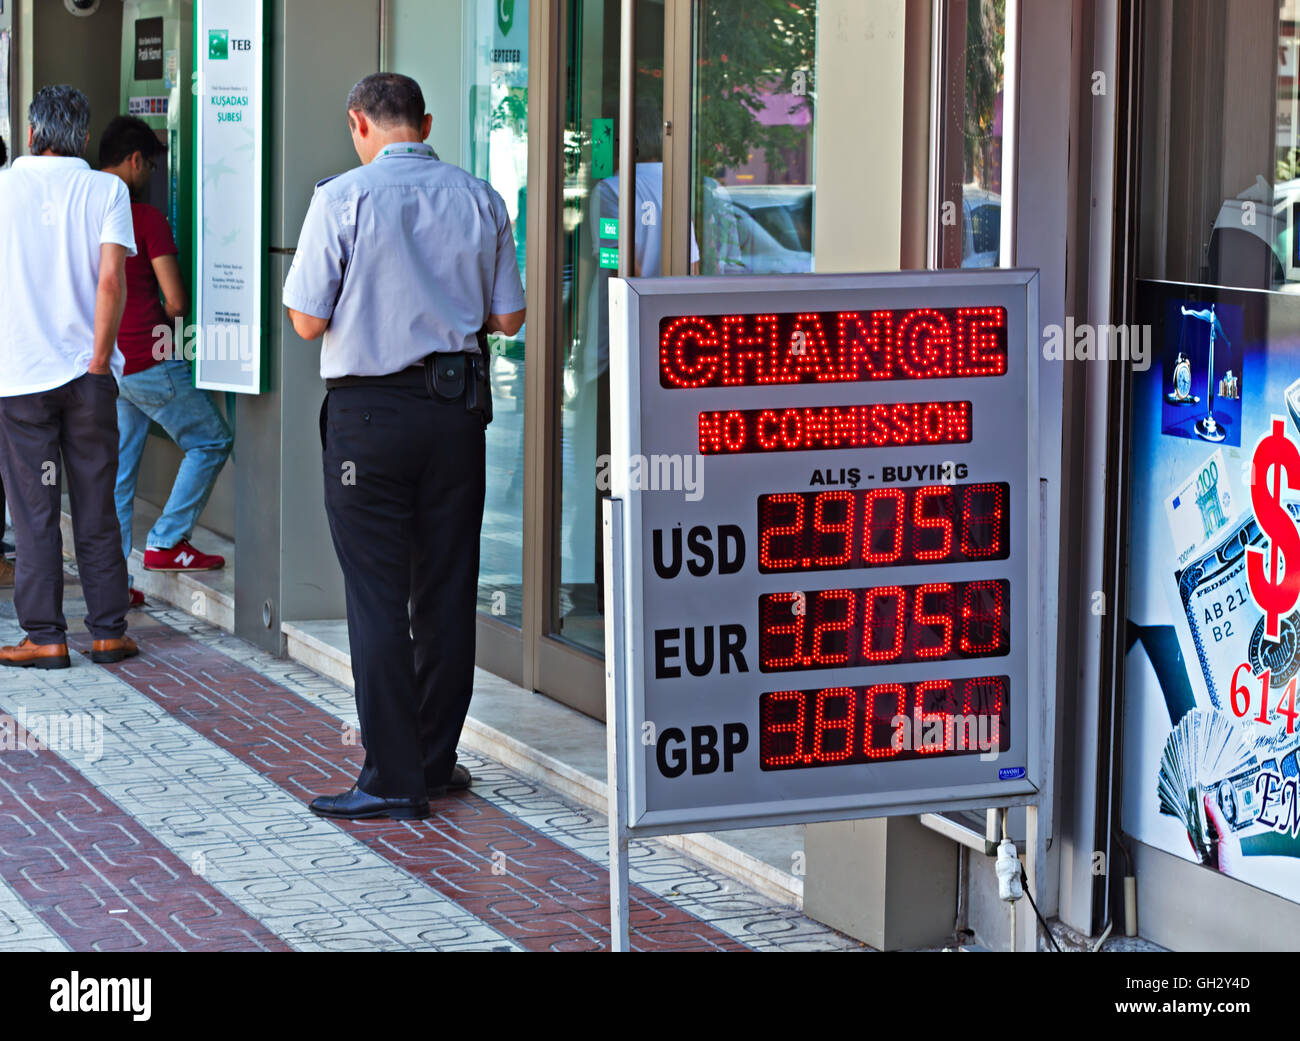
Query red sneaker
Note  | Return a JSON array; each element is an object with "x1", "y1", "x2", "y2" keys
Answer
[
  {"x1": 129, "y1": 588, "x2": 146, "y2": 608},
  {"x1": 143, "y1": 539, "x2": 225, "y2": 572}
]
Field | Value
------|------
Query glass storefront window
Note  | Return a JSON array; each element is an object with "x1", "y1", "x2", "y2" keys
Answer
[
  {"x1": 1137, "y1": 0, "x2": 1300, "y2": 290},
  {"x1": 552, "y1": 0, "x2": 822, "y2": 657},
  {"x1": 388, "y1": 0, "x2": 530, "y2": 631},
  {"x1": 936, "y1": 0, "x2": 1006, "y2": 269},
  {"x1": 552, "y1": 0, "x2": 665, "y2": 654},
  {"x1": 386, "y1": 0, "x2": 529, "y2": 629},
  {"x1": 959, "y1": 0, "x2": 1005, "y2": 267},
  {"x1": 466, "y1": 0, "x2": 529, "y2": 628},
  {"x1": 691, "y1": 0, "x2": 817, "y2": 275},
  {"x1": 1123, "y1": 0, "x2": 1300, "y2": 907}
]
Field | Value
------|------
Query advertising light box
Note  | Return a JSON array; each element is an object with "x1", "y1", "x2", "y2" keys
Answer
[
  {"x1": 607, "y1": 271, "x2": 1042, "y2": 833},
  {"x1": 194, "y1": 0, "x2": 265, "y2": 393}
]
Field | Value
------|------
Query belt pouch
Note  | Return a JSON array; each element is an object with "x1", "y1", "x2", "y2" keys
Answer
[{"x1": 427, "y1": 352, "x2": 467, "y2": 400}]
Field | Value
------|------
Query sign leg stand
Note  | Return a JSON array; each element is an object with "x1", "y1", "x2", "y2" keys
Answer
[
  {"x1": 609, "y1": 803, "x2": 631, "y2": 952},
  {"x1": 604, "y1": 498, "x2": 632, "y2": 952}
]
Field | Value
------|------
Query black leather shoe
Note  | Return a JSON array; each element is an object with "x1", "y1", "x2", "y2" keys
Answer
[
  {"x1": 309, "y1": 786, "x2": 429, "y2": 821},
  {"x1": 427, "y1": 763, "x2": 472, "y2": 797}
]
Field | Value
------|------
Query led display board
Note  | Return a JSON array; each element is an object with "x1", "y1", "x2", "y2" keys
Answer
[{"x1": 607, "y1": 271, "x2": 1042, "y2": 832}]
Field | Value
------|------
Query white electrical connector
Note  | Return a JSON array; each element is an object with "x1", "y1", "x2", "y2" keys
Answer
[{"x1": 995, "y1": 838, "x2": 1023, "y2": 902}]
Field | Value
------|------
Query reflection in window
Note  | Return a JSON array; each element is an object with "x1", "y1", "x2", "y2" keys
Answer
[
  {"x1": 553, "y1": 0, "x2": 666, "y2": 654},
  {"x1": 692, "y1": 0, "x2": 817, "y2": 275},
  {"x1": 960, "y1": 0, "x2": 1005, "y2": 268},
  {"x1": 1138, "y1": 0, "x2": 1300, "y2": 292},
  {"x1": 466, "y1": 0, "x2": 529, "y2": 627}
]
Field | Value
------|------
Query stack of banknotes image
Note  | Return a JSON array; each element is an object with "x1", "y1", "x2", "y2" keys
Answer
[{"x1": 1157, "y1": 708, "x2": 1260, "y2": 863}]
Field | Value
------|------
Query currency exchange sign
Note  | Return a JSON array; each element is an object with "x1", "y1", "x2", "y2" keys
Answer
[{"x1": 607, "y1": 271, "x2": 1044, "y2": 832}]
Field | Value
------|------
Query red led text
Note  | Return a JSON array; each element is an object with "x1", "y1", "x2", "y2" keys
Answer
[
  {"x1": 757, "y1": 483, "x2": 1009, "y2": 573},
  {"x1": 698, "y1": 400, "x2": 972, "y2": 455},
  {"x1": 758, "y1": 579, "x2": 1010, "y2": 672},
  {"x1": 759, "y1": 676, "x2": 1009, "y2": 770},
  {"x1": 660, "y1": 307, "x2": 1008, "y2": 389}
]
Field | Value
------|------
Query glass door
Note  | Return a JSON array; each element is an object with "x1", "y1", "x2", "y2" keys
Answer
[
  {"x1": 534, "y1": 0, "x2": 825, "y2": 717},
  {"x1": 465, "y1": 0, "x2": 530, "y2": 634},
  {"x1": 549, "y1": 2, "x2": 666, "y2": 641},
  {"x1": 385, "y1": 0, "x2": 531, "y2": 686},
  {"x1": 530, "y1": 0, "x2": 667, "y2": 716}
]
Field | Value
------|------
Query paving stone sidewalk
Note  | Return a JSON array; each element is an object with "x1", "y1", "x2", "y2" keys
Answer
[{"x1": 0, "y1": 572, "x2": 861, "y2": 952}]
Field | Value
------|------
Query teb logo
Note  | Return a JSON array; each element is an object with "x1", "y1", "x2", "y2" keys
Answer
[{"x1": 209, "y1": 30, "x2": 251, "y2": 60}]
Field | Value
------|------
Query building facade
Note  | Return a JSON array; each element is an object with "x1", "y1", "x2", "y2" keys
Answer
[{"x1": 2, "y1": 0, "x2": 1297, "y2": 950}]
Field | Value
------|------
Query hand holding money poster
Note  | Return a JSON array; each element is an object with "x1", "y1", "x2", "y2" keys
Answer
[{"x1": 1127, "y1": 283, "x2": 1300, "y2": 898}]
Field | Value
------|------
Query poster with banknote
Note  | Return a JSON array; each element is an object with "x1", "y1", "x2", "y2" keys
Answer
[{"x1": 1124, "y1": 281, "x2": 1300, "y2": 901}]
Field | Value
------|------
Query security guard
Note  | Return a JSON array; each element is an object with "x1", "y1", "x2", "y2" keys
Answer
[{"x1": 283, "y1": 73, "x2": 525, "y2": 821}]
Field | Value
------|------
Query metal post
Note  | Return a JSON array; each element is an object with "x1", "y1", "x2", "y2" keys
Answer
[
  {"x1": 661, "y1": 0, "x2": 694, "y2": 275},
  {"x1": 1022, "y1": 801, "x2": 1044, "y2": 952},
  {"x1": 617, "y1": 0, "x2": 637, "y2": 279},
  {"x1": 603, "y1": 497, "x2": 631, "y2": 951}
]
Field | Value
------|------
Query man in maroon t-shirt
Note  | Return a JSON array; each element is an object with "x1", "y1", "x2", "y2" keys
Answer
[{"x1": 99, "y1": 117, "x2": 232, "y2": 605}]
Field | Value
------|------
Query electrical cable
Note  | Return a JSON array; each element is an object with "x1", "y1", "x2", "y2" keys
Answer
[
  {"x1": 1019, "y1": 865, "x2": 1062, "y2": 952},
  {"x1": 1090, "y1": 919, "x2": 1113, "y2": 953}
]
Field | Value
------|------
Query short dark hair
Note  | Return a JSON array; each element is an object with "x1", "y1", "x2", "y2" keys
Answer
[
  {"x1": 635, "y1": 93, "x2": 663, "y2": 162},
  {"x1": 346, "y1": 73, "x2": 425, "y2": 130},
  {"x1": 98, "y1": 115, "x2": 165, "y2": 169},
  {"x1": 29, "y1": 85, "x2": 90, "y2": 157},
  {"x1": 0, "y1": 136, "x2": 7, "y2": 167}
]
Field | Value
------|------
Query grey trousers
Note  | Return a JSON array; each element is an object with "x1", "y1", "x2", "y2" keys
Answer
[{"x1": 0, "y1": 372, "x2": 130, "y2": 644}]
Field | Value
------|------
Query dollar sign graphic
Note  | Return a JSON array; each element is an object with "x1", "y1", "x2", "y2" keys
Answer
[{"x1": 1246, "y1": 417, "x2": 1300, "y2": 641}]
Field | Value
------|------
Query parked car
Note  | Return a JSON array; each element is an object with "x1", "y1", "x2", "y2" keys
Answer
[{"x1": 962, "y1": 186, "x2": 1001, "y2": 268}]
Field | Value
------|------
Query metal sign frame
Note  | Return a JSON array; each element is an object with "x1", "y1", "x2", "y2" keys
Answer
[
  {"x1": 604, "y1": 270, "x2": 1049, "y2": 949},
  {"x1": 193, "y1": 0, "x2": 266, "y2": 394}
]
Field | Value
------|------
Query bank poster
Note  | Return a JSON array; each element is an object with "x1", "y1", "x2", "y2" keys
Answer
[
  {"x1": 1125, "y1": 280, "x2": 1300, "y2": 901},
  {"x1": 194, "y1": 0, "x2": 263, "y2": 393}
]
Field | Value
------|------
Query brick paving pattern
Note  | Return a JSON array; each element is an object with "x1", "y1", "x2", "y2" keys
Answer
[{"x1": 0, "y1": 581, "x2": 859, "y2": 952}]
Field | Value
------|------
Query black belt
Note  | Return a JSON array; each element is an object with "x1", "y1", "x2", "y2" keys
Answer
[
  {"x1": 325, "y1": 353, "x2": 472, "y2": 391},
  {"x1": 325, "y1": 334, "x2": 493, "y2": 427}
]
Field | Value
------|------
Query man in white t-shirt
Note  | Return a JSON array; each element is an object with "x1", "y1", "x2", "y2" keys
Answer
[{"x1": 0, "y1": 85, "x2": 139, "y2": 669}]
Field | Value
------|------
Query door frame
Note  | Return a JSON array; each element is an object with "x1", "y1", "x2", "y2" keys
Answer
[
  {"x1": 511, "y1": 0, "x2": 688, "y2": 719},
  {"x1": 516, "y1": 0, "x2": 612, "y2": 718}
]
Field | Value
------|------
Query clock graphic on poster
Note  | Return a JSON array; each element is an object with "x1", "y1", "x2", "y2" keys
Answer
[{"x1": 1167, "y1": 351, "x2": 1199, "y2": 404}]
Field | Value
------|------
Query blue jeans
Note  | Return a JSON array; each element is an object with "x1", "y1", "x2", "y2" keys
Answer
[{"x1": 115, "y1": 360, "x2": 233, "y2": 564}]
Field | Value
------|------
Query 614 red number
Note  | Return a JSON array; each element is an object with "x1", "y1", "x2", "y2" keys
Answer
[{"x1": 1229, "y1": 662, "x2": 1299, "y2": 734}]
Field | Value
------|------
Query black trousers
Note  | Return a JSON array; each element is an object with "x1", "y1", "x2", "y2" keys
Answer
[
  {"x1": 0, "y1": 372, "x2": 129, "y2": 643},
  {"x1": 321, "y1": 384, "x2": 486, "y2": 801}
]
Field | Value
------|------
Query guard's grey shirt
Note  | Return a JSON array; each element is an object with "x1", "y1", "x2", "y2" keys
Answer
[{"x1": 283, "y1": 142, "x2": 526, "y2": 379}]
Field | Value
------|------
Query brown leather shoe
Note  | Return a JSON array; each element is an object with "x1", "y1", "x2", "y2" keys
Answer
[
  {"x1": 0, "y1": 638, "x2": 70, "y2": 670},
  {"x1": 91, "y1": 636, "x2": 139, "y2": 664},
  {"x1": 0, "y1": 559, "x2": 13, "y2": 588}
]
